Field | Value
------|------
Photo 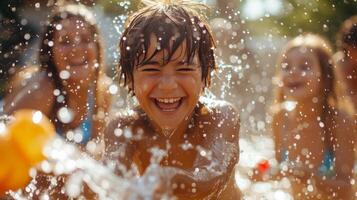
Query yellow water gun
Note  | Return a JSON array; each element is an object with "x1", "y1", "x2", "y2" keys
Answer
[{"x1": 0, "y1": 109, "x2": 55, "y2": 194}]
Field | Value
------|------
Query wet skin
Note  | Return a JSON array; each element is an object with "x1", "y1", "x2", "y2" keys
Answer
[
  {"x1": 53, "y1": 16, "x2": 98, "y2": 86},
  {"x1": 335, "y1": 46, "x2": 357, "y2": 99},
  {"x1": 104, "y1": 38, "x2": 241, "y2": 199},
  {"x1": 52, "y1": 16, "x2": 100, "y2": 131},
  {"x1": 268, "y1": 48, "x2": 355, "y2": 199},
  {"x1": 4, "y1": 17, "x2": 112, "y2": 141},
  {"x1": 271, "y1": 106, "x2": 355, "y2": 200},
  {"x1": 104, "y1": 102, "x2": 241, "y2": 200},
  {"x1": 132, "y1": 35, "x2": 203, "y2": 134},
  {"x1": 280, "y1": 47, "x2": 322, "y2": 101}
]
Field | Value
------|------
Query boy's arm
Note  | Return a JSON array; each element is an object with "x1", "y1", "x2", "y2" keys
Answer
[{"x1": 167, "y1": 104, "x2": 240, "y2": 199}]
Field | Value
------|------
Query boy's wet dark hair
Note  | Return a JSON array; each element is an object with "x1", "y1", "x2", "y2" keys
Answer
[
  {"x1": 119, "y1": 1, "x2": 216, "y2": 90},
  {"x1": 336, "y1": 16, "x2": 357, "y2": 50}
]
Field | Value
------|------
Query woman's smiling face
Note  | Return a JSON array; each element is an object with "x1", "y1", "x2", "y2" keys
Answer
[
  {"x1": 53, "y1": 16, "x2": 98, "y2": 85},
  {"x1": 132, "y1": 35, "x2": 203, "y2": 133}
]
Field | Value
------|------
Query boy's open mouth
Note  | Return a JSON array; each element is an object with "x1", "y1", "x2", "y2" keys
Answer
[{"x1": 153, "y1": 97, "x2": 183, "y2": 112}]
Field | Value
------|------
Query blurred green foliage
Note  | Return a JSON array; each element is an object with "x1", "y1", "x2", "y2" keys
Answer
[
  {"x1": 97, "y1": 0, "x2": 140, "y2": 14},
  {"x1": 247, "y1": 0, "x2": 357, "y2": 48}
]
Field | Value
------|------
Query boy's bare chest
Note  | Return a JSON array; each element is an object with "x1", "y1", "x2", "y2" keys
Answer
[{"x1": 133, "y1": 134, "x2": 205, "y2": 174}]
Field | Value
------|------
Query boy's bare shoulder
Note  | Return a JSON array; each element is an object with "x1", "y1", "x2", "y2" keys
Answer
[
  {"x1": 198, "y1": 98, "x2": 240, "y2": 134},
  {"x1": 200, "y1": 98, "x2": 238, "y2": 117}
]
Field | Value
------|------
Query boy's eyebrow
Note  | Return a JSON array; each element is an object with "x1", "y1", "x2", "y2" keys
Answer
[{"x1": 177, "y1": 60, "x2": 197, "y2": 65}]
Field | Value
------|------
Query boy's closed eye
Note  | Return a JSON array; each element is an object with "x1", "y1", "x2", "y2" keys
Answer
[
  {"x1": 138, "y1": 61, "x2": 161, "y2": 72},
  {"x1": 141, "y1": 67, "x2": 160, "y2": 72}
]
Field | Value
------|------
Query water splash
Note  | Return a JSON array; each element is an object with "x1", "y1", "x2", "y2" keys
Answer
[{"x1": 7, "y1": 137, "x2": 175, "y2": 200}]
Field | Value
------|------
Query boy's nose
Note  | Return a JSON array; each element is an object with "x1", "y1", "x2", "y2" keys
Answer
[{"x1": 158, "y1": 75, "x2": 178, "y2": 91}]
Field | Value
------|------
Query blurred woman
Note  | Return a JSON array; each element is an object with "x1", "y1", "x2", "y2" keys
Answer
[{"x1": 3, "y1": 4, "x2": 112, "y2": 149}]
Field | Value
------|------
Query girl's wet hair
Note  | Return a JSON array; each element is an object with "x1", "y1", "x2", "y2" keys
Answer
[
  {"x1": 39, "y1": 4, "x2": 104, "y2": 117},
  {"x1": 336, "y1": 16, "x2": 357, "y2": 50},
  {"x1": 274, "y1": 33, "x2": 336, "y2": 105},
  {"x1": 119, "y1": 1, "x2": 216, "y2": 90}
]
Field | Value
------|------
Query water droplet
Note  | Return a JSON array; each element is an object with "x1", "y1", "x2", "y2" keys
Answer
[
  {"x1": 57, "y1": 107, "x2": 74, "y2": 124},
  {"x1": 319, "y1": 122, "x2": 324, "y2": 128},
  {"x1": 60, "y1": 70, "x2": 70, "y2": 80},
  {"x1": 48, "y1": 41, "x2": 54, "y2": 47},
  {"x1": 109, "y1": 84, "x2": 118, "y2": 95},
  {"x1": 24, "y1": 33, "x2": 31, "y2": 40},
  {"x1": 282, "y1": 101, "x2": 297, "y2": 111},
  {"x1": 124, "y1": 128, "x2": 132, "y2": 138},
  {"x1": 53, "y1": 89, "x2": 60, "y2": 96},
  {"x1": 312, "y1": 97, "x2": 318, "y2": 103},
  {"x1": 73, "y1": 132, "x2": 83, "y2": 143},
  {"x1": 307, "y1": 184, "x2": 314, "y2": 192},
  {"x1": 32, "y1": 111, "x2": 43, "y2": 124},
  {"x1": 0, "y1": 122, "x2": 6, "y2": 136},
  {"x1": 56, "y1": 24, "x2": 63, "y2": 31},
  {"x1": 114, "y1": 128, "x2": 123, "y2": 137},
  {"x1": 57, "y1": 95, "x2": 65, "y2": 103}
]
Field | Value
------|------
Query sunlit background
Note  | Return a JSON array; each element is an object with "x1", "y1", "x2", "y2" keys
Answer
[{"x1": 0, "y1": 0, "x2": 356, "y2": 199}]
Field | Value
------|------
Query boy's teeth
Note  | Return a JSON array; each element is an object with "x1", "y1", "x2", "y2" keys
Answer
[{"x1": 156, "y1": 98, "x2": 181, "y2": 104}]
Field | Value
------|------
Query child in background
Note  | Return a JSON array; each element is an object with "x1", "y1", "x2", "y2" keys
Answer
[
  {"x1": 3, "y1": 4, "x2": 112, "y2": 149},
  {"x1": 334, "y1": 15, "x2": 357, "y2": 197},
  {"x1": 334, "y1": 16, "x2": 357, "y2": 110},
  {"x1": 103, "y1": 0, "x2": 241, "y2": 199},
  {"x1": 252, "y1": 34, "x2": 355, "y2": 200}
]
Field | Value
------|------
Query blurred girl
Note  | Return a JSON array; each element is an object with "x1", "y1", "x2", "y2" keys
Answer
[
  {"x1": 253, "y1": 34, "x2": 355, "y2": 200},
  {"x1": 334, "y1": 16, "x2": 357, "y2": 110},
  {"x1": 3, "y1": 4, "x2": 112, "y2": 148}
]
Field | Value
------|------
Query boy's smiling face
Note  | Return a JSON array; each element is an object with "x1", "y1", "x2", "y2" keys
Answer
[{"x1": 132, "y1": 35, "x2": 203, "y2": 133}]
